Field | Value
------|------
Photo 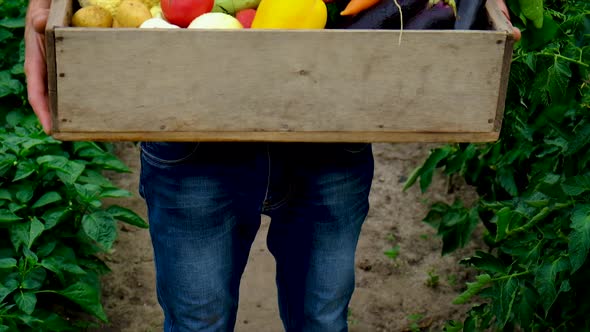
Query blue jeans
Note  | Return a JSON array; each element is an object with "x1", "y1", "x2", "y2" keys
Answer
[{"x1": 139, "y1": 142, "x2": 374, "y2": 332}]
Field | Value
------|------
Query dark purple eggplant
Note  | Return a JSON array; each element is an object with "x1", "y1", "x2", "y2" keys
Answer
[
  {"x1": 341, "y1": 0, "x2": 430, "y2": 30},
  {"x1": 404, "y1": 4, "x2": 455, "y2": 29},
  {"x1": 454, "y1": 0, "x2": 486, "y2": 30}
]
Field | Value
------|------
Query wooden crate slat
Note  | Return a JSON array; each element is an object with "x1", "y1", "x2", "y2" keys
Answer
[{"x1": 47, "y1": 0, "x2": 514, "y2": 142}]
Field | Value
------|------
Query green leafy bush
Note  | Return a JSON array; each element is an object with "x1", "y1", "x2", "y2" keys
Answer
[
  {"x1": 0, "y1": 1, "x2": 148, "y2": 330},
  {"x1": 406, "y1": 0, "x2": 590, "y2": 330}
]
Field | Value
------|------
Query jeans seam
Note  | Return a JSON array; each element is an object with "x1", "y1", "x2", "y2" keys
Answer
[
  {"x1": 262, "y1": 183, "x2": 292, "y2": 213},
  {"x1": 140, "y1": 142, "x2": 200, "y2": 167},
  {"x1": 262, "y1": 144, "x2": 271, "y2": 203},
  {"x1": 154, "y1": 254, "x2": 175, "y2": 331}
]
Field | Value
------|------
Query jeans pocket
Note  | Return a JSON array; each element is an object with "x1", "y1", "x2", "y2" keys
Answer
[{"x1": 140, "y1": 142, "x2": 200, "y2": 167}]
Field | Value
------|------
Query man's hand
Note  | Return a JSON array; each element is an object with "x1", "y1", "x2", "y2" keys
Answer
[
  {"x1": 24, "y1": 0, "x2": 52, "y2": 134},
  {"x1": 497, "y1": 0, "x2": 521, "y2": 41}
]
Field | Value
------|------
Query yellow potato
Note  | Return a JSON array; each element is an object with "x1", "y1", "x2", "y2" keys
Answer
[
  {"x1": 114, "y1": 0, "x2": 152, "y2": 28},
  {"x1": 78, "y1": 0, "x2": 122, "y2": 17},
  {"x1": 72, "y1": 6, "x2": 113, "y2": 27},
  {"x1": 140, "y1": 0, "x2": 160, "y2": 9},
  {"x1": 78, "y1": 0, "x2": 158, "y2": 17}
]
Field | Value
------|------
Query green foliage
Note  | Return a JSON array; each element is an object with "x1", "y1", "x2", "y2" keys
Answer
[
  {"x1": 407, "y1": 313, "x2": 424, "y2": 332},
  {"x1": 384, "y1": 245, "x2": 400, "y2": 260},
  {"x1": 0, "y1": 1, "x2": 148, "y2": 330},
  {"x1": 425, "y1": 269, "x2": 440, "y2": 288},
  {"x1": 405, "y1": 0, "x2": 590, "y2": 330}
]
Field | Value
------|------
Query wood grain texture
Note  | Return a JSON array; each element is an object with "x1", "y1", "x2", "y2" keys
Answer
[
  {"x1": 485, "y1": 0, "x2": 516, "y2": 132},
  {"x1": 54, "y1": 29, "x2": 506, "y2": 133},
  {"x1": 493, "y1": 37, "x2": 515, "y2": 131},
  {"x1": 45, "y1": 0, "x2": 73, "y2": 134},
  {"x1": 52, "y1": 131, "x2": 500, "y2": 143},
  {"x1": 49, "y1": 1, "x2": 512, "y2": 142}
]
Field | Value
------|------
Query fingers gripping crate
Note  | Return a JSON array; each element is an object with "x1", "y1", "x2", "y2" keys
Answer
[{"x1": 45, "y1": 0, "x2": 516, "y2": 143}]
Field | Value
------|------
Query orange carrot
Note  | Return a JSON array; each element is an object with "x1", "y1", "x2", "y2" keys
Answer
[{"x1": 340, "y1": 0, "x2": 381, "y2": 15}]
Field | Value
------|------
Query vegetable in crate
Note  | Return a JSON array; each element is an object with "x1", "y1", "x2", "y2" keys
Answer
[
  {"x1": 340, "y1": 0, "x2": 381, "y2": 16},
  {"x1": 325, "y1": 0, "x2": 354, "y2": 29},
  {"x1": 140, "y1": 17, "x2": 181, "y2": 28},
  {"x1": 150, "y1": 4, "x2": 164, "y2": 18},
  {"x1": 136, "y1": 0, "x2": 159, "y2": 8},
  {"x1": 161, "y1": 0, "x2": 215, "y2": 28},
  {"x1": 212, "y1": 0, "x2": 261, "y2": 16},
  {"x1": 341, "y1": 0, "x2": 429, "y2": 30},
  {"x1": 405, "y1": 0, "x2": 455, "y2": 29},
  {"x1": 236, "y1": 9, "x2": 257, "y2": 28},
  {"x1": 453, "y1": 0, "x2": 486, "y2": 30},
  {"x1": 251, "y1": 0, "x2": 327, "y2": 29},
  {"x1": 78, "y1": 0, "x2": 122, "y2": 16},
  {"x1": 78, "y1": 0, "x2": 159, "y2": 16},
  {"x1": 113, "y1": 0, "x2": 152, "y2": 27},
  {"x1": 72, "y1": 5, "x2": 114, "y2": 27},
  {"x1": 188, "y1": 12, "x2": 244, "y2": 28}
]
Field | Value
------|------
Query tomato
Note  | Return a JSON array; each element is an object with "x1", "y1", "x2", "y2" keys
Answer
[{"x1": 161, "y1": 0, "x2": 215, "y2": 28}]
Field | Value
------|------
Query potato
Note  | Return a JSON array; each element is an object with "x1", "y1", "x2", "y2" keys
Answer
[
  {"x1": 139, "y1": 0, "x2": 160, "y2": 9},
  {"x1": 78, "y1": 0, "x2": 122, "y2": 17},
  {"x1": 113, "y1": 0, "x2": 152, "y2": 28},
  {"x1": 72, "y1": 6, "x2": 113, "y2": 27}
]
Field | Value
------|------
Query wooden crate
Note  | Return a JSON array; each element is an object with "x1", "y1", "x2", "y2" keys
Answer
[{"x1": 45, "y1": 0, "x2": 516, "y2": 143}]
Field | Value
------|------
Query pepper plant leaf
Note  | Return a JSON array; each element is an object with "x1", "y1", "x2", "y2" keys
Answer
[{"x1": 569, "y1": 204, "x2": 590, "y2": 273}]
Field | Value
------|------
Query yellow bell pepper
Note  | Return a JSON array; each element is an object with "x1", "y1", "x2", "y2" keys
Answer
[{"x1": 251, "y1": 0, "x2": 327, "y2": 29}]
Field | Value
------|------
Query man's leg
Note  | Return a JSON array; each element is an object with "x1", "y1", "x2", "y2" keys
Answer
[
  {"x1": 139, "y1": 142, "x2": 268, "y2": 332},
  {"x1": 266, "y1": 143, "x2": 374, "y2": 332}
]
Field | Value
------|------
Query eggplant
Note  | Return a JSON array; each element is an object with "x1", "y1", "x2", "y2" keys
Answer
[
  {"x1": 405, "y1": 3, "x2": 455, "y2": 29},
  {"x1": 341, "y1": 0, "x2": 430, "y2": 30},
  {"x1": 454, "y1": 0, "x2": 487, "y2": 30}
]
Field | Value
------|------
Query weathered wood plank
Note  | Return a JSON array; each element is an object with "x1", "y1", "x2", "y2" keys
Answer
[
  {"x1": 53, "y1": 131, "x2": 500, "y2": 143},
  {"x1": 485, "y1": 0, "x2": 516, "y2": 131},
  {"x1": 48, "y1": 0, "x2": 513, "y2": 142},
  {"x1": 53, "y1": 28, "x2": 506, "y2": 135}
]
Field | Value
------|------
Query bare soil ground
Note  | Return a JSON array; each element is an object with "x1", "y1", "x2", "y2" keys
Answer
[{"x1": 94, "y1": 142, "x2": 483, "y2": 332}]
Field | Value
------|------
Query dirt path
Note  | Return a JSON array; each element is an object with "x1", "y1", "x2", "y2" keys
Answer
[{"x1": 95, "y1": 142, "x2": 482, "y2": 332}]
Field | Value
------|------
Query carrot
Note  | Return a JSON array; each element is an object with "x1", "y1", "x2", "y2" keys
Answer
[{"x1": 340, "y1": 0, "x2": 381, "y2": 16}]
